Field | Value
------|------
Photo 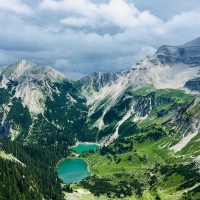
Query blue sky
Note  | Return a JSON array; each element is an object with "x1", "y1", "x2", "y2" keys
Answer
[{"x1": 0, "y1": 0, "x2": 200, "y2": 80}]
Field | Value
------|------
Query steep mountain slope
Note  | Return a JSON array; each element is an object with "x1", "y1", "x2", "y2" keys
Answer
[
  {"x1": 0, "y1": 60, "x2": 88, "y2": 144},
  {"x1": 81, "y1": 130, "x2": 200, "y2": 199},
  {"x1": 1, "y1": 38, "x2": 200, "y2": 147},
  {"x1": 73, "y1": 38, "x2": 200, "y2": 199},
  {"x1": 0, "y1": 38, "x2": 200, "y2": 199},
  {"x1": 77, "y1": 37, "x2": 200, "y2": 146},
  {"x1": 0, "y1": 138, "x2": 67, "y2": 200}
]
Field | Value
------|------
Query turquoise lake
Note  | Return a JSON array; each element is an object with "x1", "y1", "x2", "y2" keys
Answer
[
  {"x1": 57, "y1": 158, "x2": 91, "y2": 184},
  {"x1": 72, "y1": 143, "x2": 102, "y2": 154}
]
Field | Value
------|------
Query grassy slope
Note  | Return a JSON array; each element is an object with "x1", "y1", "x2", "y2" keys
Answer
[
  {"x1": 76, "y1": 87, "x2": 200, "y2": 199},
  {"x1": 81, "y1": 132, "x2": 200, "y2": 199}
]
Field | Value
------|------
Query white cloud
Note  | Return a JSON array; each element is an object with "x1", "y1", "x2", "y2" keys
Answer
[
  {"x1": 60, "y1": 17, "x2": 89, "y2": 27},
  {"x1": 39, "y1": 0, "x2": 162, "y2": 29},
  {"x1": 0, "y1": 0, "x2": 200, "y2": 80},
  {"x1": 39, "y1": 0, "x2": 98, "y2": 16},
  {"x1": 0, "y1": 0, "x2": 34, "y2": 15}
]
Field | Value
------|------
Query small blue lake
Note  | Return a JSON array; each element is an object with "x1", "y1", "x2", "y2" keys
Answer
[
  {"x1": 57, "y1": 158, "x2": 91, "y2": 184},
  {"x1": 72, "y1": 143, "x2": 102, "y2": 154}
]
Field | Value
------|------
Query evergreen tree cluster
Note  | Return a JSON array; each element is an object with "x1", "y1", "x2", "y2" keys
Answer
[{"x1": 0, "y1": 138, "x2": 69, "y2": 200}]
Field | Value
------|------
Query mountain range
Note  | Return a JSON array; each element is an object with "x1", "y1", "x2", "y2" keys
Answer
[
  {"x1": 1, "y1": 38, "x2": 200, "y2": 146},
  {"x1": 0, "y1": 37, "x2": 200, "y2": 199}
]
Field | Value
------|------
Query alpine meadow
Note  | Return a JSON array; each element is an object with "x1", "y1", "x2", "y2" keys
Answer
[
  {"x1": 0, "y1": 37, "x2": 200, "y2": 199},
  {"x1": 1, "y1": 0, "x2": 200, "y2": 199}
]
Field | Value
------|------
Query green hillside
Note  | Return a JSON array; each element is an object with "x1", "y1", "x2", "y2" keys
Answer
[
  {"x1": 1, "y1": 59, "x2": 200, "y2": 200},
  {"x1": 80, "y1": 131, "x2": 200, "y2": 199},
  {"x1": 76, "y1": 87, "x2": 200, "y2": 199}
]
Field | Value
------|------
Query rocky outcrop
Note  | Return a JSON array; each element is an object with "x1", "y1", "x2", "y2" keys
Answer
[
  {"x1": 1, "y1": 37, "x2": 200, "y2": 145},
  {"x1": 0, "y1": 121, "x2": 10, "y2": 139},
  {"x1": 0, "y1": 60, "x2": 88, "y2": 142},
  {"x1": 184, "y1": 77, "x2": 200, "y2": 92},
  {"x1": 1, "y1": 60, "x2": 65, "y2": 82},
  {"x1": 79, "y1": 72, "x2": 119, "y2": 92},
  {"x1": 0, "y1": 112, "x2": 9, "y2": 139},
  {"x1": 156, "y1": 37, "x2": 200, "y2": 66}
]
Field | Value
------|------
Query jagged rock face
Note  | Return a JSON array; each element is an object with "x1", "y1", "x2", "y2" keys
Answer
[
  {"x1": 75, "y1": 38, "x2": 200, "y2": 147},
  {"x1": 1, "y1": 38, "x2": 200, "y2": 149},
  {"x1": 1, "y1": 60, "x2": 37, "y2": 81},
  {"x1": 0, "y1": 60, "x2": 88, "y2": 143},
  {"x1": 0, "y1": 60, "x2": 67, "y2": 114},
  {"x1": 78, "y1": 38, "x2": 200, "y2": 134},
  {"x1": 156, "y1": 37, "x2": 200, "y2": 66},
  {"x1": 1, "y1": 60, "x2": 65, "y2": 81},
  {"x1": 79, "y1": 72, "x2": 119, "y2": 92},
  {"x1": 184, "y1": 77, "x2": 200, "y2": 92},
  {"x1": 79, "y1": 38, "x2": 200, "y2": 106}
]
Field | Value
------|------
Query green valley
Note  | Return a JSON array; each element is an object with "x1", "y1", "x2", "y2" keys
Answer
[
  {"x1": 80, "y1": 131, "x2": 200, "y2": 199},
  {"x1": 1, "y1": 37, "x2": 200, "y2": 199},
  {"x1": 75, "y1": 86, "x2": 200, "y2": 199}
]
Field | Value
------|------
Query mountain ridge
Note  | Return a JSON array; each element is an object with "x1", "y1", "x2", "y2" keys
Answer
[
  {"x1": 75, "y1": 37, "x2": 200, "y2": 146},
  {"x1": 0, "y1": 38, "x2": 200, "y2": 200},
  {"x1": 1, "y1": 37, "x2": 200, "y2": 144}
]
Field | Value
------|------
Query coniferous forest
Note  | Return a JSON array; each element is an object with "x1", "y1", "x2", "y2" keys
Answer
[{"x1": 0, "y1": 138, "x2": 70, "y2": 200}]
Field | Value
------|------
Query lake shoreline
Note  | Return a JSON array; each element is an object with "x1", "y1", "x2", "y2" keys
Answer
[
  {"x1": 82, "y1": 158, "x2": 92, "y2": 176},
  {"x1": 57, "y1": 142, "x2": 101, "y2": 168},
  {"x1": 57, "y1": 142, "x2": 101, "y2": 183},
  {"x1": 72, "y1": 143, "x2": 102, "y2": 154},
  {"x1": 57, "y1": 157, "x2": 92, "y2": 183},
  {"x1": 73, "y1": 141, "x2": 102, "y2": 148},
  {"x1": 56, "y1": 157, "x2": 68, "y2": 168}
]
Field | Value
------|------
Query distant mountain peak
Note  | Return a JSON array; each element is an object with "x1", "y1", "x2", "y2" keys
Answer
[
  {"x1": 1, "y1": 60, "x2": 66, "y2": 82},
  {"x1": 182, "y1": 37, "x2": 200, "y2": 47},
  {"x1": 1, "y1": 60, "x2": 38, "y2": 81},
  {"x1": 155, "y1": 37, "x2": 200, "y2": 66}
]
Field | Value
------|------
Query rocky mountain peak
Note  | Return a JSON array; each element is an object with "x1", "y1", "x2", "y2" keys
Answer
[
  {"x1": 79, "y1": 71, "x2": 118, "y2": 92},
  {"x1": 181, "y1": 37, "x2": 200, "y2": 47},
  {"x1": 1, "y1": 60, "x2": 39, "y2": 81},
  {"x1": 1, "y1": 60, "x2": 66, "y2": 83},
  {"x1": 40, "y1": 65, "x2": 66, "y2": 82},
  {"x1": 155, "y1": 38, "x2": 200, "y2": 66}
]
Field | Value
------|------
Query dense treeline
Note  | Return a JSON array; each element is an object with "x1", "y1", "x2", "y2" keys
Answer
[
  {"x1": 0, "y1": 138, "x2": 70, "y2": 200},
  {"x1": 0, "y1": 157, "x2": 41, "y2": 200},
  {"x1": 79, "y1": 174, "x2": 143, "y2": 198}
]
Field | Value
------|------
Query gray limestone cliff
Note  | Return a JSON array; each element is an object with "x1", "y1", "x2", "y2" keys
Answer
[{"x1": 156, "y1": 37, "x2": 200, "y2": 66}]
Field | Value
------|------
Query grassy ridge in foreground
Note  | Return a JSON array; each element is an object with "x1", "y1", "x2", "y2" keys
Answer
[
  {"x1": 79, "y1": 131, "x2": 200, "y2": 199},
  {"x1": 76, "y1": 87, "x2": 200, "y2": 199}
]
